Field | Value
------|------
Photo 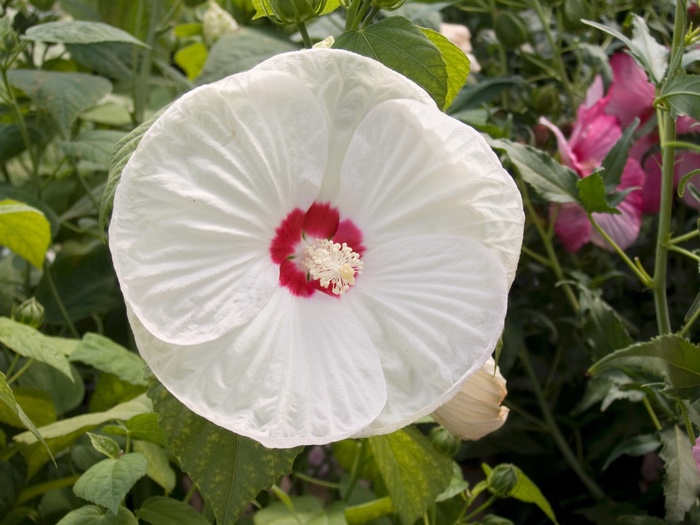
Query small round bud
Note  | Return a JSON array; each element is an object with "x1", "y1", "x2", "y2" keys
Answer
[
  {"x1": 531, "y1": 85, "x2": 561, "y2": 115},
  {"x1": 203, "y1": 1, "x2": 239, "y2": 45},
  {"x1": 265, "y1": 0, "x2": 326, "y2": 25},
  {"x1": 487, "y1": 464, "x2": 519, "y2": 498},
  {"x1": 562, "y1": 0, "x2": 594, "y2": 31},
  {"x1": 429, "y1": 426, "x2": 462, "y2": 457},
  {"x1": 494, "y1": 11, "x2": 528, "y2": 49},
  {"x1": 12, "y1": 297, "x2": 45, "y2": 329}
]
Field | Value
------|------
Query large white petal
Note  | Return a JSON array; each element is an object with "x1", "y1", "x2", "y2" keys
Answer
[
  {"x1": 110, "y1": 70, "x2": 328, "y2": 345},
  {"x1": 338, "y1": 99, "x2": 524, "y2": 286},
  {"x1": 254, "y1": 49, "x2": 434, "y2": 201},
  {"x1": 345, "y1": 234, "x2": 509, "y2": 437},
  {"x1": 129, "y1": 290, "x2": 386, "y2": 448}
]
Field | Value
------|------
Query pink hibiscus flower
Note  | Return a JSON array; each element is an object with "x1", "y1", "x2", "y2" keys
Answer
[{"x1": 540, "y1": 74, "x2": 644, "y2": 252}]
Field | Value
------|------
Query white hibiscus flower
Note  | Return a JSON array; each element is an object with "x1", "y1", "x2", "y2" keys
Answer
[{"x1": 109, "y1": 48, "x2": 524, "y2": 449}]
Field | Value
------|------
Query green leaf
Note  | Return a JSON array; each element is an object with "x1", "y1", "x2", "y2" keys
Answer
[
  {"x1": 132, "y1": 441, "x2": 177, "y2": 493},
  {"x1": 579, "y1": 288, "x2": 634, "y2": 360},
  {"x1": 174, "y1": 42, "x2": 208, "y2": 81},
  {"x1": 0, "y1": 317, "x2": 74, "y2": 379},
  {"x1": 14, "y1": 394, "x2": 151, "y2": 477},
  {"x1": 36, "y1": 241, "x2": 116, "y2": 325},
  {"x1": 136, "y1": 496, "x2": 210, "y2": 525},
  {"x1": 602, "y1": 434, "x2": 661, "y2": 470},
  {"x1": 659, "y1": 70, "x2": 700, "y2": 121},
  {"x1": 100, "y1": 108, "x2": 166, "y2": 237},
  {"x1": 24, "y1": 21, "x2": 147, "y2": 46},
  {"x1": 588, "y1": 335, "x2": 700, "y2": 400},
  {"x1": 17, "y1": 360, "x2": 85, "y2": 415},
  {"x1": 56, "y1": 504, "x2": 139, "y2": 525},
  {"x1": 253, "y1": 496, "x2": 345, "y2": 525},
  {"x1": 344, "y1": 497, "x2": 394, "y2": 525},
  {"x1": 488, "y1": 138, "x2": 580, "y2": 203},
  {"x1": 66, "y1": 42, "x2": 134, "y2": 81},
  {"x1": 0, "y1": 371, "x2": 52, "y2": 458},
  {"x1": 334, "y1": 16, "x2": 448, "y2": 109},
  {"x1": 69, "y1": 333, "x2": 146, "y2": 386},
  {"x1": 577, "y1": 173, "x2": 619, "y2": 214},
  {"x1": 659, "y1": 426, "x2": 700, "y2": 524},
  {"x1": 583, "y1": 15, "x2": 667, "y2": 85},
  {"x1": 483, "y1": 464, "x2": 558, "y2": 524},
  {"x1": 367, "y1": 427, "x2": 452, "y2": 525},
  {"x1": 574, "y1": 369, "x2": 646, "y2": 414},
  {"x1": 419, "y1": 27, "x2": 470, "y2": 110},
  {"x1": 0, "y1": 386, "x2": 56, "y2": 428},
  {"x1": 98, "y1": 0, "x2": 179, "y2": 42},
  {"x1": 58, "y1": 130, "x2": 127, "y2": 171},
  {"x1": 600, "y1": 118, "x2": 640, "y2": 194},
  {"x1": 87, "y1": 432, "x2": 122, "y2": 459},
  {"x1": 197, "y1": 29, "x2": 298, "y2": 85},
  {"x1": 147, "y1": 377, "x2": 301, "y2": 525},
  {"x1": 7, "y1": 70, "x2": 112, "y2": 137},
  {"x1": 0, "y1": 199, "x2": 51, "y2": 269},
  {"x1": 73, "y1": 453, "x2": 148, "y2": 514},
  {"x1": 125, "y1": 413, "x2": 168, "y2": 446}
]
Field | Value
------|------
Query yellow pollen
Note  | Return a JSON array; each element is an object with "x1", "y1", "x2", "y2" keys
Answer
[{"x1": 302, "y1": 239, "x2": 363, "y2": 295}]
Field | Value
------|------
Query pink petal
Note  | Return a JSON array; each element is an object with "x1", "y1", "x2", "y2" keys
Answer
[
  {"x1": 538, "y1": 116, "x2": 582, "y2": 172},
  {"x1": 570, "y1": 105, "x2": 621, "y2": 174},
  {"x1": 606, "y1": 53, "x2": 656, "y2": 127},
  {"x1": 553, "y1": 202, "x2": 592, "y2": 252}
]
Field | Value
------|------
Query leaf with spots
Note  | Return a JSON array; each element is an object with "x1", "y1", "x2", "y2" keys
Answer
[{"x1": 147, "y1": 375, "x2": 302, "y2": 525}]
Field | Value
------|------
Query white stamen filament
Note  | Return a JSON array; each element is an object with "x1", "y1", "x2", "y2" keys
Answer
[{"x1": 302, "y1": 239, "x2": 363, "y2": 295}]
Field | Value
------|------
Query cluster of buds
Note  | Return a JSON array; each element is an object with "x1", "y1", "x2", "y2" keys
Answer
[{"x1": 263, "y1": 0, "x2": 328, "y2": 25}]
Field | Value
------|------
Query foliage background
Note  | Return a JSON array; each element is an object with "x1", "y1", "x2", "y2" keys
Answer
[{"x1": 1, "y1": 0, "x2": 700, "y2": 524}]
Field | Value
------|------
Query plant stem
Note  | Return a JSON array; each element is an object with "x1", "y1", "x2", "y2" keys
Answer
[
  {"x1": 296, "y1": 22, "x2": 313, "y2": 48},
  {"x1": 133, "y1": 0, "x2": 162, "y2": 124},
  {"x1": 517, "y1": 176, "x2": 580, "y2": 311},
  {"x1": 463, "y1": 494, "x2": 497, "y2": 523},
  {"x1": 6, "y1": 358, "x2": 35, "y2": 385},
  {"x1": 518, "y1": 349, "x2": 606, "y2": 500},
  {"x1": 43, "y1": 265, "x2": 79, "y2": 338},
  {"x1": 652, "y1": 108, "x2": 675, "y2": 334},
  {"x1": 670, "y1": 229, "x2": 699, "y2": 245}
]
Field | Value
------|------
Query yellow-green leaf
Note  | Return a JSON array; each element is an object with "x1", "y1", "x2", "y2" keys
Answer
[{"x1": 0, "y1": 199, "x2": 51, "y2": 269}]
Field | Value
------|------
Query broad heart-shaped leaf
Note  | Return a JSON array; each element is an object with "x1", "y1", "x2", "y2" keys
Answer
[
  {"x1": 69, "y1": 333, "x2": 146, "y2": 386},
  {"x1": 659, "y1": 70, "x2": 700, "y2": 121},
  {"x1": 419, "y1": 27, "x2": 470, "y2": 111},
  {"x1": 73, "y1": 453, "x2": 148, "y2": 514},
  {"x1": 488, "y1": 138, "x2": 580, "y2": 204},
  {"x1": 577, "y1": 173, "x2": 620, "y2": 214},
  {"x1": 602, "y1": 433, "x2": 661, "y2": 471},
  {"x1": 100, "y1": 107, "x2": 167, "y2": 237},
  {"x1": 0, "y1": 371, "x2": 52, "y2": 458},
  {"x1": 196, "y1": 29, "x2": 299, "y2": 85},
  {"x1": 56, "y1": 505, "x2": 139, "y2": 525},
  {"x1": 659, "y1": 426, "x2": 700, "y2": 524},
  {"x1": 334, "y1": 16, "x2": 449, "y2": 110},
  {"x1": 367, "y1": 427, "x2": 452, "y2": 525},
  {"x1": 147, "y1": 377, "x2": 302, "y2": 525},
  {"x1": 0, "y1": 199, "x2": 50, "y2": 269},
  {"x1": 7, "y1": 70, "x2": 112, "y2": 137},
  {"x1": 588, "y1": 335, "x2": 700, "y2": 400},
  {"x1": 24, "y1": 21, "x2": 146, "y2": 47},
  {"x1": 0, "y1": 317, "x2": 75, "y2": 379},
  {"x1": 136, "y1": 496, "x2": 210, "y2": 525}
]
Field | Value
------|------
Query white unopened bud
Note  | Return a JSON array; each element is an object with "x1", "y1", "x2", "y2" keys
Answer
[{"x1": 432, "y1": 356, "x2": 508, "y2": 440}]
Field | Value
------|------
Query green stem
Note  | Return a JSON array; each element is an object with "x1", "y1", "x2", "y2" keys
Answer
[
  {"x1": 344, "y1": 0, "x2": 363, "y2": 31},
  {"x1": 43, "y1": 265, "x2": 79, "y2": 338},
  {"x1": 293, "y1": 472, "x2": 341, "y2": 489},
  {"x1": 359, "y1": 6, "x2": 380, "y2": 28},
  {"x1": 589, "y1": 214, "x2": 653, "y2": 286},
  {"x1": 296, "y1": 21, "x2": 313, "y2": 48},
  {"x1": 670, "y1": 229, "x2": 699, "y2": 245},
  {"x1": 463, "y1": 494, "x2": 497, "y2": 523},
  {"x1": 680, "y1": 300, "x2": 700, "y2": 337},
  {"x1": 652, "y1": 108, "x2": 676, "y2": 334},
  {"x1": 643, "y1": 397, "x2": 662, "y2": 431},
  {"x1": 678, "y1": 400, "x2": 696, "y2": 442},
  {"x1": 517, "y1": 176, "x2": 580, "y2": 311},
  {"x1": 6, "y1": 358, "x2": 35, "y2": 385},
  {"x1": 344, "y1": 439, "x2": 366, "y2": 502},
  {"x1": 668, "y1": 244, "x2": 700, "y2": 263},
  {"x1": 519, "y1": 349, "x2": 606, "y2": 500},
  {"x1": 133, "y1": 0, "x2": 162, "y2": 124}
]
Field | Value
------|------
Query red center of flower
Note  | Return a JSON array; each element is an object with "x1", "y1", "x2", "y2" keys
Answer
[{"x1": 269, "y1": 202, "x2": 365, "y2": 297}]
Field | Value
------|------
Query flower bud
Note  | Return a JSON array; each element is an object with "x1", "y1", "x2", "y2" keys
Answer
[
  {"x1": 486, "y1": 464, "x2": 518, "y2": 498},
  {"x1": 494, "y1": 11, "x2": 528, "y2": 49},
  {"x1": 203, "y1": 1, "x2": 239, "y2": 45},
  {"x1": 431, "y1": 357, "x2": 508, "y2": 441},
  {"x1": 265, "y1": 0, "x2": 326, "y2": 25},
  {"x1": 12, "y1": 297, "x2": 45, "y2": 329},
  {"x1": 370, "y1": 0, "x2": 405, "y2": 11},
  {"x1": 429, "y1": 425, "x2": 462, "y2": 457}
]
